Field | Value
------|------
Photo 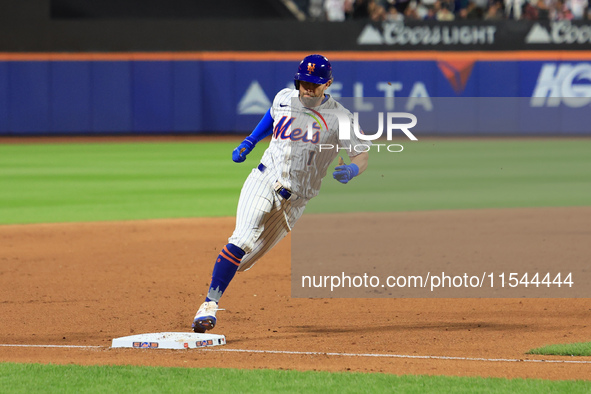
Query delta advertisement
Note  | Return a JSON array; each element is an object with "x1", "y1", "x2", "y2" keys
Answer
[{"x1": 0, "y1": 58, "x2": 590, "y2": 135}]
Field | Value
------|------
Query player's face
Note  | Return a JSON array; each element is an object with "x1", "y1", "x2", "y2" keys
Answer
[{"x1": 299, "y1": 80, "x2": 332, "y2": 107}]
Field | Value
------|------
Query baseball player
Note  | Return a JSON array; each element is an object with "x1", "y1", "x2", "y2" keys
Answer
[{"x1": 192, "y1": 54, "x2": 370, "y2": 333}]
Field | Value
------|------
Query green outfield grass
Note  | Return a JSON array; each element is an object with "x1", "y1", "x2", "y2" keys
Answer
[
  {"x1": 0, "y1": 141, "x2": 260, "y2": 224},
  {"x1": 1, "y1": 363, "x2": 590, "y2": 393},
  {"x1": 527, "y1": 342, "x2": 591, "y2": 357},
  {"x1": 308, "y1": 138, "x2": 591, "y2": 214},
  {"x1": 1, "y1": 139, "x2": 589, "y2": 224}
]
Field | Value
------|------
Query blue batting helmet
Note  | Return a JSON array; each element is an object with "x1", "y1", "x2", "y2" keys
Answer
[{"x1": 294, "y1": 54, "x2": 333, "y2": 89}]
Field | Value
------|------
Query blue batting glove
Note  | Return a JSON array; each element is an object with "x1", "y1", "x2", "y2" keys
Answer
[
  {"x1": 232, "y1": 136, "x2": 256, "y2": 163},
  {"x1": 333, "y1": 163, "x2": 359, "y2": 184}
]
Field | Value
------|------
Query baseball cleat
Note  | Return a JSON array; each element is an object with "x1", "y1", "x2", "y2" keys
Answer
[{"x1": 192, "y1": 301, "x2": 219, "y2": 333}]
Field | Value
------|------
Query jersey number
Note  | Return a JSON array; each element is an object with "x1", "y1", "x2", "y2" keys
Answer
[{"x1": 307, "y1": 151, "x2": 316, "y2": 166}]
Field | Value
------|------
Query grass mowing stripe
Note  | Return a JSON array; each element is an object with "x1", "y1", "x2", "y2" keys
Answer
[
  {"x1": 307, "y1": 139, "x2": 591, "y2": 214},
  {"x1": 1, "y1": 139, "x2": 590, "y2": 224},
  {"x1": 527, "y1": 342, "x2": 591, "y2": 357},
  {"x1": 0, "y1": 141, "x2": 264, "y2": 224},
  {"x1": 1, "y1": 363, "x2": 590, "y2": 393}
]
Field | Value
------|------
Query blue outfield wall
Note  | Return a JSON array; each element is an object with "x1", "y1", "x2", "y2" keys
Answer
[{"x1": 0, "y1": 58, "x2": 590, "y2": 135}]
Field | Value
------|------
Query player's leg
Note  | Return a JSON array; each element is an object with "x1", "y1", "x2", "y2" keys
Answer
[
  {"x1": 191, "y1": 243, "x2": 245, "y2": 333},
  {"x1": 193, "y1": 169, "x2": 273, "y2": 333},
  {"x1": 239, "y1": 196, "x2": 307, "y2": 271},
  {"x1": 238, "y1": 206, "x2": 290, "y2": 271},
  {"x1": 194, "y1": 201, "x2": 300, "y2": 331},
  {"x1": 204, "y1": 170, "x2": 274, "y2": 301}
]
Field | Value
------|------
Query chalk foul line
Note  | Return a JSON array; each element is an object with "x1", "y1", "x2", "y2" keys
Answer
[
  {"x1": 1, "y1": 344, "x2": 589, "y2": 364},
  {"x1": 203, "y1": 348, "x2": 591, "y2": 364},
  {"x1": 0, "y1": 344, "x2": 101, "y2": 349}
]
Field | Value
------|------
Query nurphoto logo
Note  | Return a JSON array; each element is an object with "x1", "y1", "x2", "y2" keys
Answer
[{"x1": 308, "y1": 110, "x2": 418, "y2": 153}]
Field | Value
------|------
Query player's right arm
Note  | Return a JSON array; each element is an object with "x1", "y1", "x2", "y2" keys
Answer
[{"x1": 232, "y1": 108, "x2": 274, "y2": 163}]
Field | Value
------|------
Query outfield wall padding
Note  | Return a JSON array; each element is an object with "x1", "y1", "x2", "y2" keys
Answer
[{"x1": 1, "y1": 53, "x2": 590, "y2": 135}]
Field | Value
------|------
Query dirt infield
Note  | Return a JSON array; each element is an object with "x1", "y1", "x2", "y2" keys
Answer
[{"x1": 1, "y1": 208, "x2": 590, "y2": 380}]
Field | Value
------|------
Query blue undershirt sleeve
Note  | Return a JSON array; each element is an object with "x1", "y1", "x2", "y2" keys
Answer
[{"x1": 248, "y1": 108, "x2": 274, "y2": 143}]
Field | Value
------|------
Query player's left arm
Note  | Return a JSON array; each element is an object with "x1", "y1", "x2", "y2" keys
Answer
[
  {"x1": 350, "y1": 152, "x2": 368, "y2": 175},
  {"x1": 333, "y1": 152, "x2": 368, "y2": 184},
  {"x1": 333, "y1": 111, "x2": 369, "y2": 183}
]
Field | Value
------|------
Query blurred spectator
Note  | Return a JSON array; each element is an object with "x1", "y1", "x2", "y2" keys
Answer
[
  {"x1": 467, "y1": 0, "x2": 489, "y2": 17},
  {"x1": 534, "y1": 0, "x2": 552, "y2": 19},
  {"x1": 457, "y1": 7, "x2": 469, "y2": 17},
  {"x1": 454, "y1": 0, "x2": 471, "y2": 15},
  {"x1": 386, "y1": 4, "x2": 405, "y2": 19},
  {"x1": 405, "y1": 0, "x2": 429, "y2": 18},
  {"x1": 325, "y1": 0, "x2": 347, "y2": 20},
  {"x1": 566, "y1": 0, "x2": 588, "y2": 18},
  {"x1": 522, "y1": 0, "x2": 540, "y2": 18},
  {"x1": 441, "y1": 0, "x2": 457, "y2": 12},
  {"x1": 553, "y1": 0, "x2": 574, "y2": 18},
  {"x1": 424, "y1": 1, "x2": 439, "y2": 18},
  {"x1": 424, "y1": 8, "x2": 437, "y2": 17},
  {"x1": 309, "y1": 0, "x2": 325, "y2": 19},
  {"x1": 421, "y1": 0, "x2": 439, "y2": 11},
  {"x1": 367, "y1": 0, "x2": 388, "y2": 20},
  {"x1": 465, "y1": 0, "x2": 486, "y2": 17},
  {"x1": 322, "y1": 0, "x2": 582, "y2": 20},
  {"x1": 484, "y1": 0, "x2": 504, "y2": 18},
  {"x1": 436, "y1": 0, "x2": 456, "y2": 19},
  {"x1": 505, "y1": 0, "x2": 525, "y2": 18},
  {"x1": 394, "y1": 0, "x2": 412, "y2": 13}
]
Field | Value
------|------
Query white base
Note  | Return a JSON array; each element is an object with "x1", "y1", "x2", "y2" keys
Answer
[{"x1": 111, "y1": 332, "x2": 226, "y2": 349}]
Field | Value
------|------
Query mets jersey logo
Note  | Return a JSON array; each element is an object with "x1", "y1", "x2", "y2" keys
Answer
[
  {"x1": 307, "y1": 63, "x2": 316, "y2": 73},
  {"x1": 273, "y1": 116, "x2": 320, "y2": 144}
]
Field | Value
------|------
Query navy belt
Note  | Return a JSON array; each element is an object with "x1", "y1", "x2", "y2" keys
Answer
[{"x1": 258, "y1": 163, "x2": 292, "y2": 200}]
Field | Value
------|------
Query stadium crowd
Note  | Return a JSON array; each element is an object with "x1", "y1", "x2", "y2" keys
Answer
[{"x1": 298, "y1": 0, "x2": 589, "y2": 21}]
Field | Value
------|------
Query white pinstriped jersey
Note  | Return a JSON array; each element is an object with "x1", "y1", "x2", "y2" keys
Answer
[
  {"x1": 261, "y1": 88, "x2": 369, "y2": 200},
  {"x1": 229, "y1": 88, "x2": 369, "y2": 270}
]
